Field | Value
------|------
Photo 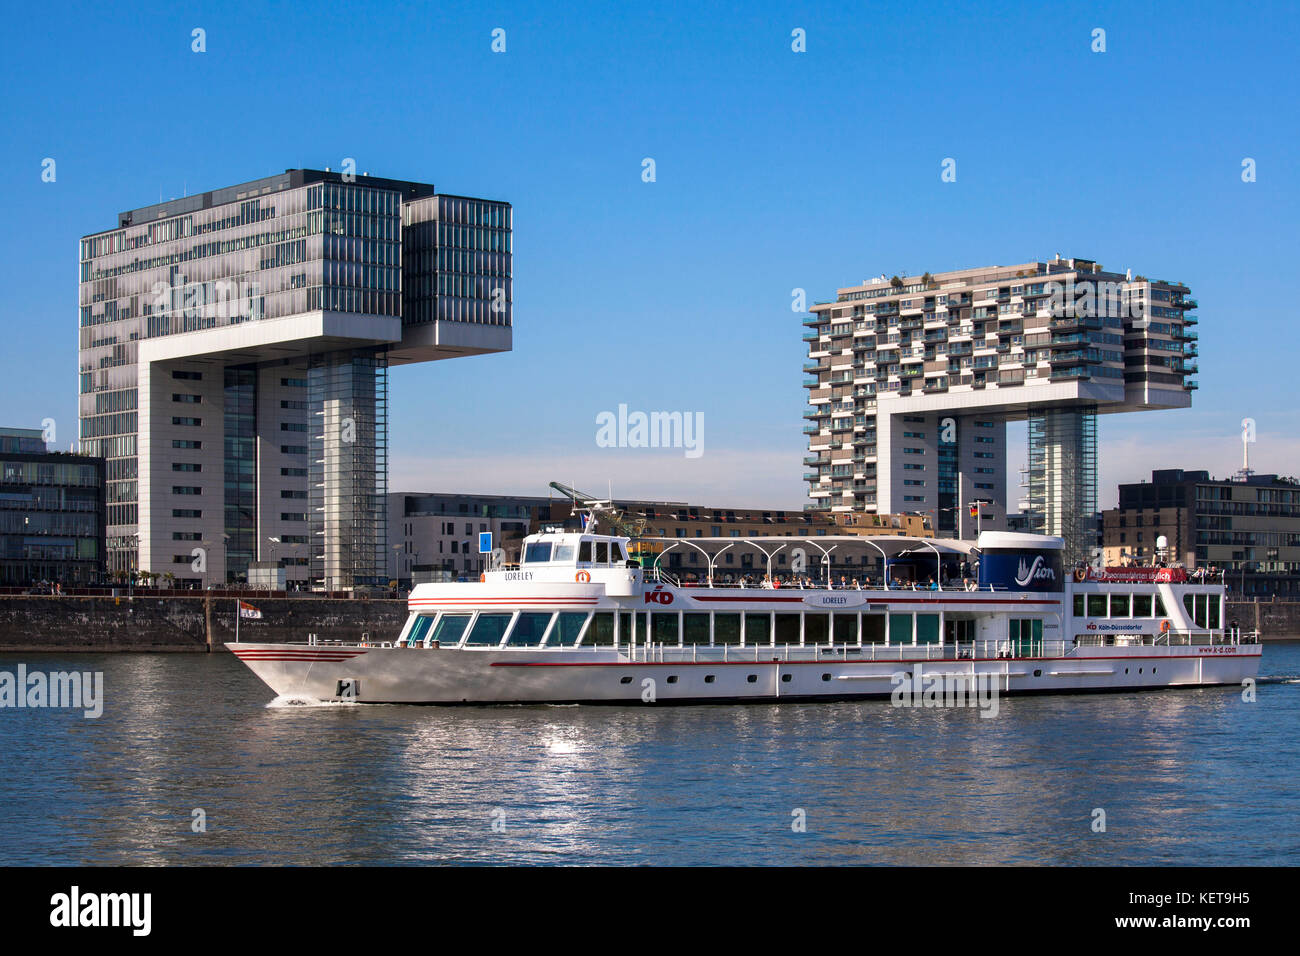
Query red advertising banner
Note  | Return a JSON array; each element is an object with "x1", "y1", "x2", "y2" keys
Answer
[{"x1": 1086, "y1": 567, "x2": 1187, "y2": 583}]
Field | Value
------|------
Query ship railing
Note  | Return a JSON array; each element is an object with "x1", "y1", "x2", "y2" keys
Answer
[
  {"x1": 619, "y1": 639, "x2": 1071, "y2": 663},
  {"x1": 653, "y1": 577, "x2": 1006, "y2": 592},
  {"x1": 1075, "y1": 629, "x2": 1248, "y2": 648}
]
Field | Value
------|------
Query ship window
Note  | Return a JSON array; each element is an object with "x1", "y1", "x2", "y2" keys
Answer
[
  {"x1": 704, "y1": 675, "x2": 716, "y2": 683},
  {"x1": 550, "y1": 612, "x2": 588, "y2": 647},
  {"x1": 578, "y1": 541, "x2": 592, "y2": 563},
  {"x1": 595, "y1": 541, "x2": 609, "y2": 564},
  {"x1": 464, "y1": 612, "x2": 513, "y2": 646},
  {"x1": 683, "y1": 613, "x2": 710, "y2": 645},
  {"x1": 916, "y1": 614, "x2": 940, "y2": 645},
  {"x1": 506, "y1": 612, "x2": 553, "y2": 646},
  {"x1": 523, "y1": 542, "x2": 552, "y2": 564},
  {"x1": 714, "y1": 613, "x2": 741, "y2": 645},
  {"x1": 652, "y1": 612, "x2": 680, "y2": 646},
  {"x1": 1086, "y1": 594, "x2": 1107, "y2": 617},
  {"x1": 822, "y1": 673, "x2": 831, "y2": 681},
  {"x1": 781, "y1": 673, "x2": 793, "y2": 682},
  {"x1": 805, "y1": 613, "x2": 830, "y2": 645},
  {"x1": 747, "y1": 674, "x2": 758, "y2": 683},
  {"x1": 406, "y1": 614, "x2": 435, "y2": 645},
  {"x1": 1110, "y1": 594, "x2": 1131, "y2": 617},
  {"x1": 744, "y1": 612, "x2": 771, "y2": 646},
  {"x1": 1208, "y1": 594, "x2": 1221, "y2": 628},
  {"x1": 1155, "y1": 595, "x2": 1167, "y2": 616},
  {"x1": 1132, "y1": 594, "x2": 1153, "y2": 617},
  {"x1": 620, "y1": 676, "x2": 633, "y2": 684},
  {"x1": 889, "y1": 613, "x2": 913, "y2": 646},
  {"x1": 775, "y1": 613, "x2": 801, "y2": 645},
  {"x1": 834, "y1": 613, "x2": 859, "y2": 645},
  {"x1": 862, "y1": 614, "x2": 887, "y2": 645},
  {"x1": 553, "y1": 543, "x2": 575, "y2": 563},
  {"x1": 430, "y1": 613, "x2": 472, "y2": 647},
  {"x1": 666, "y1": 675, "x2": 678, "y2": 683},
  {"x1": 1073, "y1": 594, "x2": 1085, "y2": 616},
  {"x1": 585, "y1": 612, "x2": 614, "y2": 646}
]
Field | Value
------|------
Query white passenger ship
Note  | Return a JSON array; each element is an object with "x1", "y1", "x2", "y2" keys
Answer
[{"x1": 230, "y1": 517, "x2": 1261, "y2": 705}]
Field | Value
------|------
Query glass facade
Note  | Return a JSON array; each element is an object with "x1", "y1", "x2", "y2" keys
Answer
[
  {"x1": 1025, "y1": 406, "x2": 1097, "y2": 566},
  {"x1": 0, "y1": 430, "x2": 105, "y2": 586},
  {"x1": 309, "y1": 350, "x2": 389, "y2": 589},
  {"x1": 402, "y1": 195, "x2": 512, "y2": 326},
  {"x1": 79, "y1": 169, "x2": 511, "y2": 587},
  {"x1": 223, "y1": 366, "x2": 257, "y2": 583}
]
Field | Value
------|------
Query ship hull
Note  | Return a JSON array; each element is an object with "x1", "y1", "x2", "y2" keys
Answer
[{"x1": 229, "y1": 643, "x2": 1261, "y2": 705}]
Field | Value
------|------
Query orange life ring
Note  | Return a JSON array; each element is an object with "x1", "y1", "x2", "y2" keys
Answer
[
  {"x1": 479, "y1": 573, "x2": 485, "y2": 582},
  {"x1": 1073, "y1": 568, "x2": 1087, "y2": 583},
  {"x1": 1159, "y1": 619, "x2": 1171, "y2": 633},
  {"x1": 575, "y1": 571, "x2": 591, "y2": 583}
]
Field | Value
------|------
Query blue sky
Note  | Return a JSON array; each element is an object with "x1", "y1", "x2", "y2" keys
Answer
[{"x1": 2, "y1": 0, "x2": 1297, "y2": 509}]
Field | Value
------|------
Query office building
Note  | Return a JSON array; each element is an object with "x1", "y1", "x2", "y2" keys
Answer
[
  {"x1": 803, "y1": 256, "x2": 1197, "y2": 563},
  {"x1": 79, "y1": 169, "x2": 511, "y2": 589},
  {"x1": 0, "y1": 427, "x2": 105, "y2": 586}
]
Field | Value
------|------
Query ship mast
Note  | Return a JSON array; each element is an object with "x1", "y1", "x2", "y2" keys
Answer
[{"x1": 547, "y1": 481, "x2": 646, "y2": 538}]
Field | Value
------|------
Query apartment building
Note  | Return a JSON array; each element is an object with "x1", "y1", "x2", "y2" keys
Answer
[
  {"x1": 1102, "y1": 468, "x2": 1300, "y2": 597},
  {"x1": 804, "y1": 256, "x2": 1197, "y2": 563}
]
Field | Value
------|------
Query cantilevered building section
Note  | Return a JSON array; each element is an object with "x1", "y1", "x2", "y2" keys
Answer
[
  {"x1": 79, "y1": 169, "x2": 512, "y2": 589},
  {"x1": 803, "y1": 257, "x2": 1197, "y2": 564}
]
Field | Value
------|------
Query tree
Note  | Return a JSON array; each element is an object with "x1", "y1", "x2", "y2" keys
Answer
[
  {"x1": 921, "y1": 272, "x2": 933, "y2": 288},
  {"x1": 889, "y1": 275, "x2": 904, "y2": 289}
]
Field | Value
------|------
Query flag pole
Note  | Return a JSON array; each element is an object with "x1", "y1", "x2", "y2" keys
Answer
[{"x1": 235, "y1": 598, "x2": 240, "y2": 642}]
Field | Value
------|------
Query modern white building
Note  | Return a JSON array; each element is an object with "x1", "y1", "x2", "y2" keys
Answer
[
  {"x1": 79, "y1": 169, "x2": 512, "y2": 588},
  {"x1": 804, "y1": 257, "x2": 1197, "y2": 563}
]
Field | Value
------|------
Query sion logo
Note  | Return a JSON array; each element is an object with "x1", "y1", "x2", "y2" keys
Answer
[{"x1": 644, "y1": 586, "x2": 674, "y2": 606}]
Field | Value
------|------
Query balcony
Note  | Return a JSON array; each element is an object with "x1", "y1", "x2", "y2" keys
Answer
[
  {"x1": 802, "y1": 424, "x2": 822, "y2": 435},
  {"x1": 801, "y1": 330, "x2": 822, "y2": 342},
  {"x1": 1186, "y1": 379, "x2": 1199, "y2": 390},
  {"x1": 803, "y1": 378, "x2": 819, "y2": 388}
]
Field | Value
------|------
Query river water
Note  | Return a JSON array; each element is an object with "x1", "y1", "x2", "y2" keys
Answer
[{"x1": 1, "y1": 643, "x2": 1297, "y2": 865}]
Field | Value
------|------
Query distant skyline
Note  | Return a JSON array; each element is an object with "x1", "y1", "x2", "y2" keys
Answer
[{"x1": 5, "y1": 0, "x2": 1298, "y2": 513}]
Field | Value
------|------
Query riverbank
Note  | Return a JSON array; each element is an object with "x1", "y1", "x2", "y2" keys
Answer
[{"x1": 0, "y1": 594, "x2": 406, "y2": 651}]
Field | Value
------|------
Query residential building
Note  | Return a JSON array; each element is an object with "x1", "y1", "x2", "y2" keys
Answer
[
  {"x1": 804, "y1": 256, "x2": 1197, "y2": 564},
  {"x1": 1101, "y1": 468, "x2": 1300, "y2": 597}
]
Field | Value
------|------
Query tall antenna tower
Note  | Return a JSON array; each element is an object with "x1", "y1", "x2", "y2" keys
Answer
[{"x1": 1237, "y1": 418, "x2": 1256, "y2": 480}]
